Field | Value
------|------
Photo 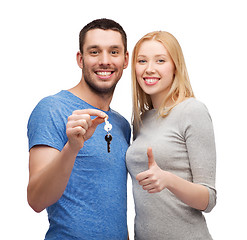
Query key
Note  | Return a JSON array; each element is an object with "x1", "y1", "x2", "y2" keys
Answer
[
  {"x1": 105, "y1": 133, "x2": 112, "y2": 153},
  {"x1": 104, "y1": 117, "x2": 113, "y2": 153}
]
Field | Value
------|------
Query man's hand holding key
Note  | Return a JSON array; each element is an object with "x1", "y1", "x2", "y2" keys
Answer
[{"x1": 66, "y1": 109, "x2": 107, "y2": 152}]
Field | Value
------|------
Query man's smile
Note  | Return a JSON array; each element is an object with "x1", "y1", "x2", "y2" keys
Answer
[{"x1": 95, "y1": 71, "x2": 114, "y2": 79}]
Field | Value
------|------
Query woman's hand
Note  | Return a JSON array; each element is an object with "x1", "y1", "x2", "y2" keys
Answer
[
  {"x1": 136, "y1": 147, "x2": 209, "y2": 210},
  {"x1": 136, "y1": 147, "x2": 168, "y2": 193}
]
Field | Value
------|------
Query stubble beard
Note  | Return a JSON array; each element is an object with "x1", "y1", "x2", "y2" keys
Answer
[{"x1": 82, "y1": 63, "x2": 119, "y2": 98}]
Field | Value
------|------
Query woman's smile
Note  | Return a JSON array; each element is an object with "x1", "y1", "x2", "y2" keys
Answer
[{"x1": 143, "y1": 77, "x2": 160, "y2": 85}]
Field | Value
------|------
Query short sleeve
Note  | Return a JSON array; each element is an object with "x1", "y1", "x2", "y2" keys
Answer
[
  {"x1": 183, "y1": 100, "x2": 217, "y2": 212},
  {"x1": 124, "y1": 120, "x2": 131, "y2": 145},
  {"x1": 27, "y1": 97, "x2": 67, "y2": 151}
]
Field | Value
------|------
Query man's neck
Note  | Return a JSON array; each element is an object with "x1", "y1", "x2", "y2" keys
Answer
[{"x1": 68, "y1": 81, "x2": 113, "y2": 111}]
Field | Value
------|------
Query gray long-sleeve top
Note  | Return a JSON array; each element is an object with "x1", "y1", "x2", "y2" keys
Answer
[{"x1": 126, "y1": 98, "x2": 216, "y2": 240}]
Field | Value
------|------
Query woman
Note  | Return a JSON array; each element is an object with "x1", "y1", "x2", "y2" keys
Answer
[{"x1": 126, "y1": 31, "x2": 216, "y2": 239}]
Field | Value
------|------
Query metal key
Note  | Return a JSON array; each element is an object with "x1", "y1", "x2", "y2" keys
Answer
[{"x1": 105, "y1": 133, "x2": 112, "y2": 153}]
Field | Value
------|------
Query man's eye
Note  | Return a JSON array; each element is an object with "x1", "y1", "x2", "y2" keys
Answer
[
  {"x1": 90, "y1": 51, "x2": 98, "y2": 55},
  {"x1": 111, "y1": 51, "x2": 119, "y2": 55}
]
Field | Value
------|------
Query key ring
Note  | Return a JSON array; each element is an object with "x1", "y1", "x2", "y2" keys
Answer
[{"x1": 104, "y1": 117, "x2": 112, "y2": 132}]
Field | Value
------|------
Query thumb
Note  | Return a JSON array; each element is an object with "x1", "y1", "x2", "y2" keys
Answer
[
  {"x1": 91, "y1": 116, "x2": 105, "y2": 129},
  {"x1": 83, "y1": 116, "x2": 106, "y2": 141},
  {"x1": 147, "y1": 147, "x2": 156, "y2": 168}
]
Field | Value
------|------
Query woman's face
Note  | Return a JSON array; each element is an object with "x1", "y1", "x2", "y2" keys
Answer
[{"x1": 135, "y1": 40, "x2": 175, "y2": 108}]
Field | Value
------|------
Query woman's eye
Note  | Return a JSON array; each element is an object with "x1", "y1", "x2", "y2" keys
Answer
[
  {"x1": 138, "y1": 60, "x2": 146, "y2": 63},
  {"x1": 157, "y1": 59, "x2": 165, "y2": 63}
]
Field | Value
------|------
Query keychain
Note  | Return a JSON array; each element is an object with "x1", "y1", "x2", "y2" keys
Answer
[{"x1": 104, "y1": 117, "x2": 112, "y2": 153}]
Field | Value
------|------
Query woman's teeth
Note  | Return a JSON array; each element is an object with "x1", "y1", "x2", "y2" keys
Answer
[{"x1": 144, "y1": 78, "x2": 158, "y2": 83}]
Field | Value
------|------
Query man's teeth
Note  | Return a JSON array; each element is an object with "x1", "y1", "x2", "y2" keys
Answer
[
  {"x1": 144, "y1": 78, "x2": 158, "y2": 83},
  {"x1": 97, "y1": 72, "x2": 112, "y2": 76}
]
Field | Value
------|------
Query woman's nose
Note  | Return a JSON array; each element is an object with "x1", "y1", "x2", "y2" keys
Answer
[{"x1": 145, "y1": 62, "x2": 155, "y2": 74}]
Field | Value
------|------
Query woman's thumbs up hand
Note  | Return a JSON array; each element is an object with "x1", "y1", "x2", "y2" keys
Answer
[{"x1": 136, "y1": 147, "x2": 168, "y2": 193}]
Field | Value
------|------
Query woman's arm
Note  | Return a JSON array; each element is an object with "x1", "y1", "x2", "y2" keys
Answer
[
  {"x1": 136, "y1": 148, "x2": 209, "y2": 211},
  {"x1": 136, "y1": 101, "x2": 216, "y2": 212}
]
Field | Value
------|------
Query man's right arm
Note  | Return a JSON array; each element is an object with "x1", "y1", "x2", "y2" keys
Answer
[
  {"x1": 27, "y1": 143, "x2": 78, "y2": 212},
  {"x1": 27, "y1": 109, "x2": 107, "y2": 212}
]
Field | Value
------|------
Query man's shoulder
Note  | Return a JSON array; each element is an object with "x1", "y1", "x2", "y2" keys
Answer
[
  {"x1": 35, "y1": 90, "x2": 65, "y2": 107},
  {"x1": 40, "y1": 90, "x2": 72, "y2": 103},
  {"x1": 29, "y1": 91, "x2": 76, "y2": 123},
  {"x1": 35, "y1": 90, "x2": 85, "y2": 111}
]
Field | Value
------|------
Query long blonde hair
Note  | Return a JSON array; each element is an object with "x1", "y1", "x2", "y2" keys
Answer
[{"x1": 132, "y1": 31, "x2": 194, "y2": 133}]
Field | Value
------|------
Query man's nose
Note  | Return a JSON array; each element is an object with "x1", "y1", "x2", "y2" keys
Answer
[{"x1": 99, "y1": 51, "x2": 111, "y2": 66}]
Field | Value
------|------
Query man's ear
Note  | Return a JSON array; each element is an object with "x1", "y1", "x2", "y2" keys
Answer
[
  {"x1": 123, "y1": 51, "x2": 129, "y2": 69},
  {"x1": 76, "y1": 51, "x2": 83, "y2": 69}
]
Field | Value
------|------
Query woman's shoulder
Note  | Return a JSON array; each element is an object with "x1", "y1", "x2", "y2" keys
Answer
[
  {"x1": 176, "y1": 98, "x2": 209, "y2": 114},
  {"x1": 176, "y1": 98, "x2": 212, "y2": 125}
]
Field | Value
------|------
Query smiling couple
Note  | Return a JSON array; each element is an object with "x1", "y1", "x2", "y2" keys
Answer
[{"x1": 27, "y1": 18, "x2": 216, "y2": 240}]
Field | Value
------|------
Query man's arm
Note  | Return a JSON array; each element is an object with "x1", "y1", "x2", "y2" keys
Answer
[{"x1": 27, "y1": 109, "x2": 107, "y2": 212}]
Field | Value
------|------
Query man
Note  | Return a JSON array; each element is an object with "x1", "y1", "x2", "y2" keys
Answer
[{"x1": 27, "y1": 18, "x2": 130, "y2": 239}]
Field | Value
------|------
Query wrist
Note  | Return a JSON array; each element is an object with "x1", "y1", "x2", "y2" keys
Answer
[
  {"x1": 64, "y1": 141, "x2": 82, "y2": 157},
  {"x1": 163, "y1": 171, "x2": 175, "y2": 190}
]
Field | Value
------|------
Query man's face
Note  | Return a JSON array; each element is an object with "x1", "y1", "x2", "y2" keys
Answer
[{"x1": 79, "y1": 29, "x2": 129, "y2": 95}]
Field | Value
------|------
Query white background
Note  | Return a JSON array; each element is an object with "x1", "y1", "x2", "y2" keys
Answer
[{"x1": 1, "y1": 0, "x2": 246, "y2": 239}]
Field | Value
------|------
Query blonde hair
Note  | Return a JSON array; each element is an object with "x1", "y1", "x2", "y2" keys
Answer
[{"x1": 132, "y1": 31, "x2": 194, "y2": 133}]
